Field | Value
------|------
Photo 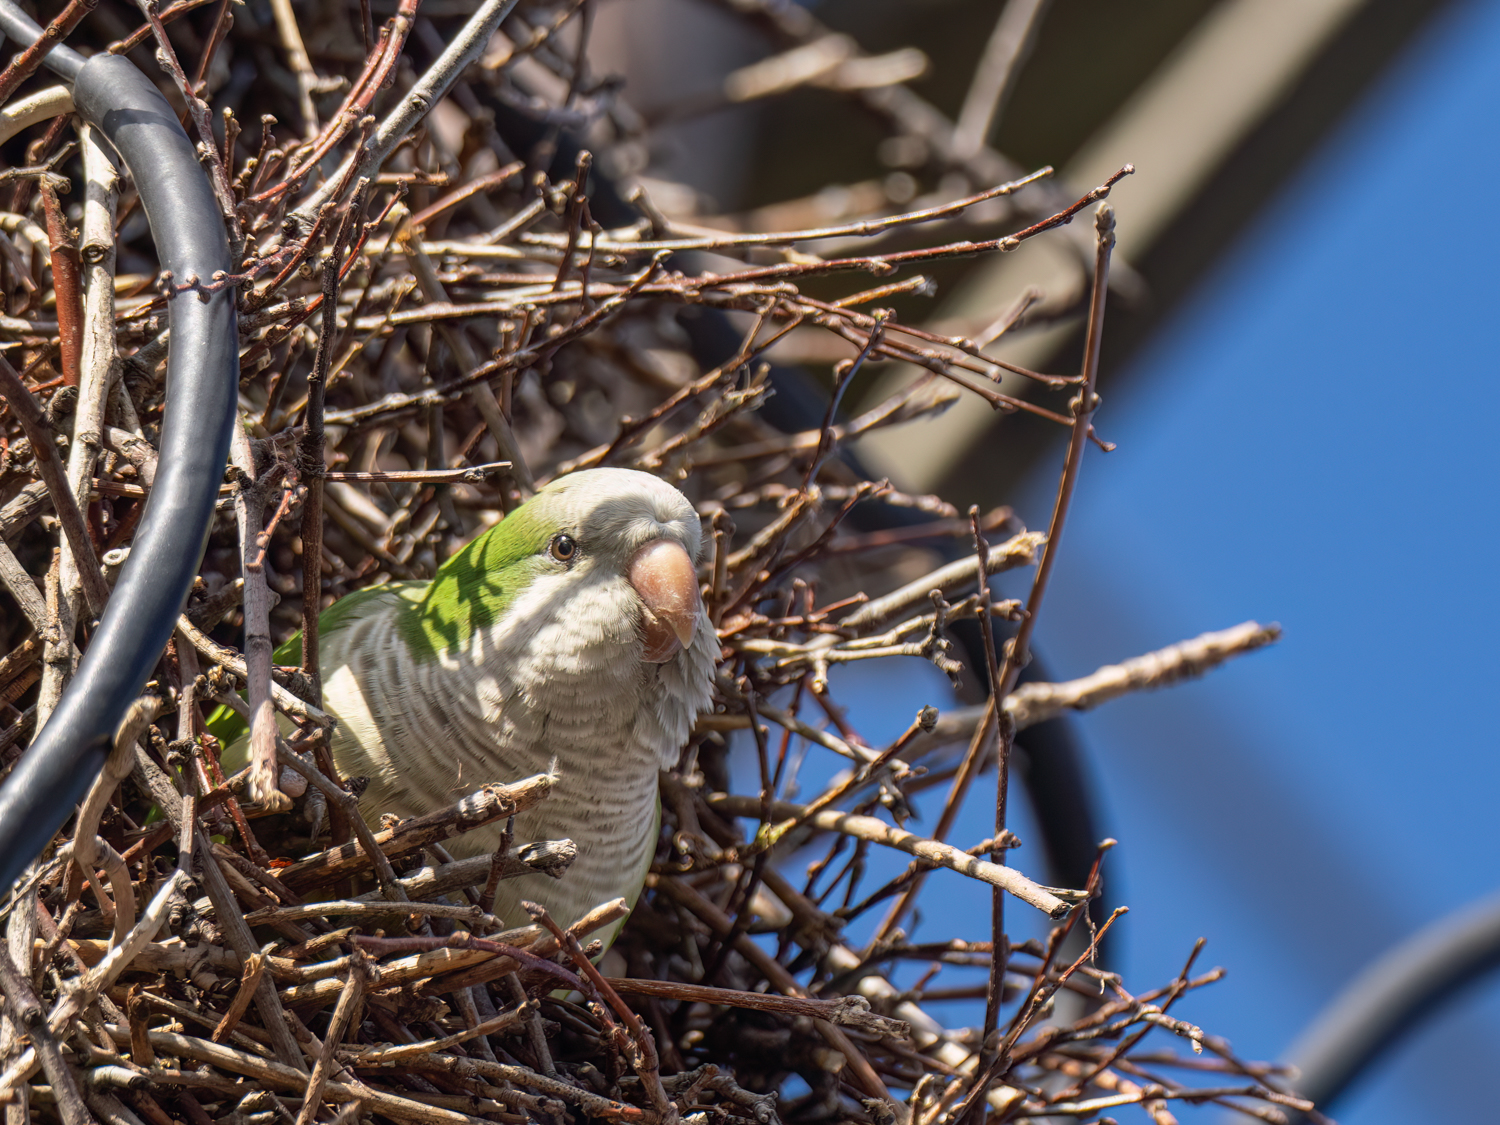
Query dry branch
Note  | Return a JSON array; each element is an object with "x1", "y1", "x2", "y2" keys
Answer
[
  {"x1": 0, "y1": 6, "x2": 1294, "y2": 1124},
  {"x1": 708, "y1": 793, "x2": 1076, "y2": 917}
]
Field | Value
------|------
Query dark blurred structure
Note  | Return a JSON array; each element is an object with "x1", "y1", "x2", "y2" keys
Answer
[
  {"x1": 593, "y1": 2, "x2": 1471, "y2": 1116},
  {"x1": 597, "y1": 0, "x2": 1456, "y2": 500}
]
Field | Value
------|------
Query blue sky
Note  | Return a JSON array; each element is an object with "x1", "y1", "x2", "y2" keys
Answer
[
  {"x1": 745, "y1": 1, "x2": 1500, "y2": 1117},
  {"x1": 1000, "y1": 0, "x2": 1500, "y2": 1118},
  {"x1": 797, "y1": 0, "x2": 1500, "y2": 1120}
]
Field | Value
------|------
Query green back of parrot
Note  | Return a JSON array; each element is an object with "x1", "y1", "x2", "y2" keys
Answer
[{"x1": 203, "y1": 502, "x2": 551, "y2": 759}]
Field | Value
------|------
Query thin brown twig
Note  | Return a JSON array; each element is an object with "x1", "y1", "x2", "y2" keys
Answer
[
  {"x1": 0, "y1": 357, "x2": 109, "y2": 617},
  {"x1": 0, "y1": 0, "x2": 97, "y2": 105},
  {"x1": 974, "y1": 201, "x2": 1116, "y2": 1109},
  {"x1": 38, "y1": 180, "x2": 82, "y2": 390}
]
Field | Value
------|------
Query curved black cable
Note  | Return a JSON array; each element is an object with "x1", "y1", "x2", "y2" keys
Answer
[
  {"x1": 0, "y1": 36, "x2": 237, "y2": 891},
  {"x1": 1282, "y1": 889, "x2": 1500, "y2": 1122},
  {"x1": 0, "y1": 2, "x2": 84, "y2": 81}
]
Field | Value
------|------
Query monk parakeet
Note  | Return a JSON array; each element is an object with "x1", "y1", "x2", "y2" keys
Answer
[{"x1": 224, "y1": 468, "x2": 717, "y2": 937}]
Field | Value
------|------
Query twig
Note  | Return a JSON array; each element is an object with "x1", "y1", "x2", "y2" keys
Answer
[
  {"x1": 0, "y1": 539, "x2": 48, "y2": 632},
  {"x1": 838, "y1": 530, "x2": 1044, "y2": 631},
  {"x1": 996, "y1": 207, "x2": 1115, "y2": 726},
  {"x1": 605, "y1": 978, "x2": 910, "y2": 1038},
  {"x1": 347, "y1": 999, "x2": 533, "y2": 1064},
  {"x1": 1008, "y1": 621, "x2": 1282, "y2": 728},
  {"x1": 209, "y1": 951, "x2": 266, "y2": 1043},
  {"x1": 291, "y1": 0, "x2": 522, "y2": 225},
  {"x1": 193, "y1": 828, "x2": 306, "y2": 1068},
  {"x1": 976, "y1": 201, "x2": 1117, "y2": 1103},
  {"x1": 293, "y1": 962, "x2": 365, "y2": 1125},
  {"x1": 405, "y1": 1053, "x2": 649, "y2": 1121},
  {"x1": 409, "y1": 162, "x2": 524, "y2": 227},
  {"x1": 51, "y1": 123, "x2": 119, "y2": 676},
  {"x1": 299, "y1": 189, "x2": 364, "y2": 697},
  {"x1": 895, "y1": 623, "x2": 1284, "y2": 771},
  {"x1": 0, "y1": 356, "x2": 109, "y2": 616},
  {"x1": 708, "y1": 793, "x2": 1074, "y2": 917},
  {"x1": 38, "y1": 179, "x2": 82, "y2": 389},
  {"x1": 0, "y1": 942, "x2": 90, "y2": 1125},
  {"x1": 102, "y1": 1026, "x2": 490, "y2": 1125},
  {"x1": 323, "y1": 461, "x2": 510, "y2": 484},
  {"x1": 267, "y1": 0, "x2": 321, "y2": 136},
  {"x1": 657, "y1": 168, "x2": 1132, "y2": 286},
  {"x1": 951, "y1": 0, "x2": 1051, "y2": 160},
  {"x1": 68, "y1": 695, "x2": 156, "y2": 944},
  {"x1": 226, "y1": 421, "x2": 289, "y2": 810},
  {"x1": 135, "y1": 0, "x2": 241, "y2": 249},
  {"x1": 803, "y1": 311, "x2": 885, "y2": 489},
  {"x1": 178, "y1": 618, "x2": 331, "y2": 728},
  {"x1": 274, "y1": 771, "x2": 553, "y2": 889},
  {"x1": 523, "y1": 169, "x2": 1052, "y2": 255},
  {"x1": 0, "y1": 85, "x2": 74, "y2": 147},
  {"x1": 0, "y1": 0, "x2": 96, "y2": 105},
  {"x1": 0, "y1": 872, "x2": 189, "y2": 1092},
  {"x1": 402, "y1": 220, "x2": 534, "y2": 496}
]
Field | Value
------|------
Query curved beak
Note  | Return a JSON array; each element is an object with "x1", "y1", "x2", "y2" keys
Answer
[{"x1": 628, "y1": 539, "x2": 702, "y2": 663}]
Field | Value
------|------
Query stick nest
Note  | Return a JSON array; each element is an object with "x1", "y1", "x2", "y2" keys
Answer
[{"x1": 0, "y1": 2, "x2": 1303, "y2": 1123}]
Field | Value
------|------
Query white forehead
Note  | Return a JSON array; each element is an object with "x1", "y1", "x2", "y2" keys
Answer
[{"x1": 543, "y1": 468, "x2": 702, "y2": 558}]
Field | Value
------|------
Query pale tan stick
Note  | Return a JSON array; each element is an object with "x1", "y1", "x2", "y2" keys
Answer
[{"x1": 707, "y1": 793, "x2": 1075, "y2": 918}]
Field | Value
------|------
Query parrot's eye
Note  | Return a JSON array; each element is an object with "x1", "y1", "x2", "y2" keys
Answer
[{"x1": 549, "y1": 534, "x2": 577, "y2": 563}]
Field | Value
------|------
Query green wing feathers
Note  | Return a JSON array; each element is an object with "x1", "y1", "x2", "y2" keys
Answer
[
  {"x1": 204, "y1": 581, "x2": 420, "y2": 750},
  {"x1": 203, "y1": 503, "x2": 551, "y2": 757}
]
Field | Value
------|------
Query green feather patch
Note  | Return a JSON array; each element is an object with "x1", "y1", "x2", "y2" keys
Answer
[
  {"x1": 204, "y1": 582, "x2": 420, "y2": 748},
  {"x1": 402, "y1": 501, "x2": 553, "y2": 661},
  {"x1": 204, "y1": 501, "x2": 554, "y2": 745}
]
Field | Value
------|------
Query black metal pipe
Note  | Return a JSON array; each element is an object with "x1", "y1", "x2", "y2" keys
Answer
[
  {"x1": 0, "y1": 36, "x2": 237, "y2": 891},
  {"x1": 1283, "y1": 889, "x2": 1500, "y2": 1122}
]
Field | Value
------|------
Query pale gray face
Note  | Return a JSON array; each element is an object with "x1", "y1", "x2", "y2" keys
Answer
[
  {"x1": 538, "y1": 468, "x2": 704, "y2": 575},
  {"x1": 519, "y1": 468, "x2": 706, "y2": 665}
]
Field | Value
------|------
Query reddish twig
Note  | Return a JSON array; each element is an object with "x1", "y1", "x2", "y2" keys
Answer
[
  {"x1": 38, "y1": 181, "x2": 82, "y2": 390},
  {"x1": 0, "y1": 0, "x2": 98, "y2": 105}
]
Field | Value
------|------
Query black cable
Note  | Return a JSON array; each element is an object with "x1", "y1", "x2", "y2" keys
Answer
[
  {"x1": 0, "y1": 30, "x2": 237, "y2": 891},
  {"x1": 1282, "y1": 888, "x2": 1500, "y2": 1122},
  {"x1": 0, "y1": 3, "x2": 83, "y2": 81}
]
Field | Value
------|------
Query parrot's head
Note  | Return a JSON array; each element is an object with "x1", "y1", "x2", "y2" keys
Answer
[
  {"x1": 404, "y1": 466, "x2": 717, "y2": 760},
  {"x1": 527, "y1": 467, "x2": 708, "y2": 665}
]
